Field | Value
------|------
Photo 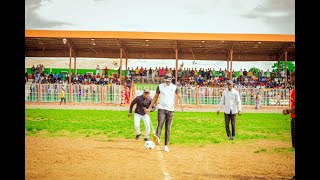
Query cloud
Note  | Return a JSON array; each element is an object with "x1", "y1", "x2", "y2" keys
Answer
[
  {"x1": 182, "y1": 0, "x2": 221, "y2": 15},
  {"x1": 241, "y1": 0, "x2": 294, "y2": 22},
  {"x1": 240, "y1": 0, "x2": 294, "y2": 34},
  {"x1": 25, "y1": 0, "x2": 73, "y2": 29}
]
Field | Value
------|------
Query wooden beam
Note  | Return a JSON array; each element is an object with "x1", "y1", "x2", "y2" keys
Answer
[
  {"x1": 88, "y1": 46, "x2": 98, "y2": 54},
  {"x1": 174, "y1": 40, "x2": 178, "y2": 52},
  {"x1": 227, "y1": 42, "x2": 236, "y2": 59},
  {"x1": 66, "y1": 38, "x2": 78, "y2": 57},
  {"x1": 277, "y1": 43, "x2": 294, "y2": 60},
  {"x1": 26, "y1": 30, "x2": 295, "y2": 42},
  {"x1": 116, "y1": 39, "x2": 128, "y2": 58},
  {"x1": 190, "y1": 48, "x2": 196, "y2": 60}
]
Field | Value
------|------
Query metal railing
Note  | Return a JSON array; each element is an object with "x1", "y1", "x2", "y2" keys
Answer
[
  {"x1": 25, "y1": 83, "x2": 290, "y2": 107},
  {"x1": 25, "y1": 83, "x2": 123, "y2": 104}
]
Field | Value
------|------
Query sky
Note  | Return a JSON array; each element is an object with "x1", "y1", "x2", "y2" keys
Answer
[{"x1": 25, "y1": 0, "x2": 295, "y2": 70}]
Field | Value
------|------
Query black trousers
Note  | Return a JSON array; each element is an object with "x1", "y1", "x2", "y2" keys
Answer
[
  {"x1": 156, "y1": 109, "x2": 174, "y2": 145},
  {"x1": 224, "y1": 112, "x2": 236, "y2": 137},
  {"x1": 60, "y1": 98, "x2": 66, "y2": 105},
  {"x1": 291, "y1": 118, "x2": 295, "y2": 148}
]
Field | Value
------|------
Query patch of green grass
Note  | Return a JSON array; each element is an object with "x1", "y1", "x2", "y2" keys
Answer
[
  {"x1": 273, "y1": 147, "x2": 295, "y2": 153},
  {"x1": 25, "y1": 109, "x2": 291, "y2": 146},
  {"x1": 254, "y1": 148, "x2": 267, "y2": 153}
]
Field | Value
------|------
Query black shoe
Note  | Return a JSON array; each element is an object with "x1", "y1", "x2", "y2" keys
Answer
[
  {"x1": 144, "y1": 138, "x2": 149, "y2": 141},
  {"x1": 231, "y1": 136, "x2": 235, "y2": 140},
  {"x1": 135, "y1": 134, "x2": 141, "y2": 140}
]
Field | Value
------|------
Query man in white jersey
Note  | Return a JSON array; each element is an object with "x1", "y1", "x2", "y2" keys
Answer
[
  {"x1": 147, "y1": 74, "x2": 183, "y2": 152},
  {"x1": 217, "y1": 80, "x2": 242, "y2": 140}
]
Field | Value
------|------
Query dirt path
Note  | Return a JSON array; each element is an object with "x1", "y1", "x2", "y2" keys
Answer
[{"x1": 26, "y1": 137, "x2": 294, "y2": 180}]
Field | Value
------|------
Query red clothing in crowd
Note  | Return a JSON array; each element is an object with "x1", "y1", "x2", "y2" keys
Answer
[
  {"x1": 125, "y1": 89, "x2": 130, "y2": 103},
  {"x1": 290, "y1": 89, "x2": 295, "y2": 118}
]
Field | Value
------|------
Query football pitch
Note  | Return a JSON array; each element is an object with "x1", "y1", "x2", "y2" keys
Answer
[{"x1": 25, "y1": 109, "x2": 294, "y2": 179}]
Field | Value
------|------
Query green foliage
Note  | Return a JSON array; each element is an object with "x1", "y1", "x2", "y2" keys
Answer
[
  {"x1": 25, "y1": 109, "x2": 292, "y2": 146},
  {"x1": 249, "y1": 67, "x2": 260, "y2": 73},
  {"x1": 272, "y1": 61, "x2": 295, "y2": 72},
  {"x1": 26, "y1": 68, "x2": 126, "y2": 76}
]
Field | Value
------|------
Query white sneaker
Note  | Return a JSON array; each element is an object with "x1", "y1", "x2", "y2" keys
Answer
[
  {"x1": 153, "y1": 135, "x2": 160, "y2": 145},
  {"x1": 164, "y1": 145, "x2": 169, "y2": 152}
]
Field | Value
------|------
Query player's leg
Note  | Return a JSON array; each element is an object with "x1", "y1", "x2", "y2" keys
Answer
[
  {"x1": 291, "y1": 118, "x2": 295, "y2": 148},
  {"x1": 230, "y1": 114, "x2": 236, "y2": 140},
  {"x1": 154, "y1": 109, "x2": 165, "y2": 145},
  {"x1": 134, "y1": 113, "x2": 142, "y2": 140},
  {"x1": 224, "y1": 113, "x2": 231, "y2": 139},
  {"x1": 142, "y1": 114, "x2": 151, "y2": 141},
  {"x1": 164, "y1": 110, "x2": 174, "y2": 152}
]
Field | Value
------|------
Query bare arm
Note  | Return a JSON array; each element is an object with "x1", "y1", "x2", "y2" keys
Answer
[
  {"x1": 283, "y1": 106, "x2": 295, "y2": 115},
  {"x1": 176, "y1": 93, "x2": 184, "y2": 111},
  {"x1": 236, "y1": 91, "x2": 242, "y2": 112},
  {"x1": 289, "y1": 106, "x2": 295, "y2": 113},
  {"x1": 176, "y1": 93, "x2": 183, "y2": 105},
  {"x1": 147, "y1": 98, "x2": 157, "y2": 112},
  {"x1": 218, "y1": 92, "x2": 225, "y2": 112},
  {"x1": 129, "y1": 97, "x2": 137, "y2": 113},
  {"x1": 148, "y1": 93, "x2": 159, "y2": 111}
]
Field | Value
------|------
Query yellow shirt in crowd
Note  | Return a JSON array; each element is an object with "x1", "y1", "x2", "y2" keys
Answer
[{"x1": 60, "y1": 90, "x2": 65, "y2": 98}]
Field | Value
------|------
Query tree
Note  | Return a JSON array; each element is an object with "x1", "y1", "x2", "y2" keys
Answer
[
  {"x1": 272, "y1": 61, "x2": 295, "y2": 72},
  {"x1": 249, "y1": 67, "x2": 260, "y2": 73}
]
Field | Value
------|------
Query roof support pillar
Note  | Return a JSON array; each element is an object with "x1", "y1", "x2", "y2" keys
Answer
[
  {"x1": 278, "y1": 59, "x2": 280, "y2": 79},
  {"x1": 69, "y1": 46, "x2": 73, "y2": 103},
  {"x1": 175, "y1": 48, "x2": 178, "y2": 85},
  {"x1": 229, "y1": 49, "x2": 233, "y2": 80},
  {"x1": 119, "y1": 48, "x2": 123, "y2": 85},
  {"x1": 74, "y1": 56, "x2": 77, "y2": 77},
  {"x1": 125, "y1": 57, "x2": 128, "y2": 74},
  {"x1": 69, "y1": 46, "x2": 72, "y2": 84},
  {"x1": 227, "y1": 59, "x2": 229, "y2": 75},
  {"x1": 284, "y1": 50, "x2": 288, "y2": 87}
]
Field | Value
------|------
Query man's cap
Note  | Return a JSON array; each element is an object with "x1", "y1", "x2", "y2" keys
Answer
[
  {"x1": 144, "y1": 88, "x2": 150, "y2": 93},
  {"x1": 164, "y1": 74, "x2": 172, "y2": 81},
  {"x1": 226, "y1": 80, "x2": 233, "y2": 85}
]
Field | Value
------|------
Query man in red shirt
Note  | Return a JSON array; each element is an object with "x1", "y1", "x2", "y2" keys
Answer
[{"x1": 283, "y1": 70, "x2": 295, "y2": 148}]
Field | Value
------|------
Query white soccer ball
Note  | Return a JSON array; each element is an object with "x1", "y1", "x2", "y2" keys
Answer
[{"x1": 144, "y1": 140, "x2": 155, "y2": 149}]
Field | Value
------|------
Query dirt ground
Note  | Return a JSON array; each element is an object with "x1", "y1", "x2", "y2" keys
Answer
[
  {"x1": 26, "y1": 137, "x2": 294, "y2": 180},
  {"x1": 26, "y1": 104, "x2": 293, "y2": 179}
]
